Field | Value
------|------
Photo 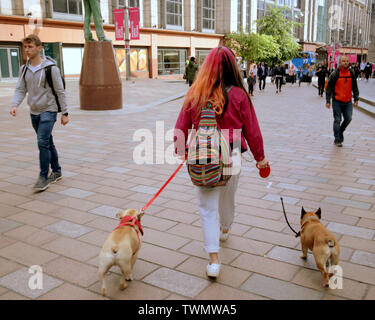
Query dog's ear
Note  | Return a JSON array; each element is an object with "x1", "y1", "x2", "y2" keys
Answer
[
  {"x1": 316, "y1": 208, "x2": 321, "y2": 219},
  {"x1": 116, "y1": 210, "x2": 125, "y2": 220},
  {"x1": 137, "y1": 211, "x2": 144, "y2": 221},
  {"x1": 301, "y1": 207, "x2": 307, "y2": 218}
]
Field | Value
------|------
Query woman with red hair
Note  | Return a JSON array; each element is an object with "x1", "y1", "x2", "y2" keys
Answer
[{"x1": 174, "y1": 46, "x2": 269, "y2": 278}]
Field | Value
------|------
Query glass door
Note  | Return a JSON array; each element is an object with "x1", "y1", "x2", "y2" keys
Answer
[
  {"x1": 0, "y1": 47, "x2": 21, "y2": 79},
  {"x1": 0, "y1": 48, "x2": 10, "y2": 78}
]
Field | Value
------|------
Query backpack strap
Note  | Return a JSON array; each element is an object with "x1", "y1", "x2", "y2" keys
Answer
[
  {"x1": 44, "y1": 65, "x2": 61, "y2": 112},
  {"x1": 22, "y1": 65, "x2": 27, "y2": 83}
]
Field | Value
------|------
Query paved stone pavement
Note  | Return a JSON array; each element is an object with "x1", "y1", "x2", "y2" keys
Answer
[{"x1": 0, "y1": 78, "x2": 375, "y2": 300}]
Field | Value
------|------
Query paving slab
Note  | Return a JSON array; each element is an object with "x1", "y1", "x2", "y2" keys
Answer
[
  {"x1": 0, "y1": 267, "x2": 63, "y2": 299},
  {"x1": 1, "y1": 79, "x2": 375, "y2": 300}
]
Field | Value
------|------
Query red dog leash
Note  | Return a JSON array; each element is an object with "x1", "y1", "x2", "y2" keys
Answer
[{"x1": 140, "y1": 161, "x2": 185, "y2": 214}]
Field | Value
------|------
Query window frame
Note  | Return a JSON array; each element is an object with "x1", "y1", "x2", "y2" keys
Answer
[
  {"x1": 157, "y1": 48, "x2": 187, "y2": 75},
  {"x1": 202, "y1": 0, "x2": 216, "y2": 33},
  {"x1": 165, "y1": 0, "x2": 184, "y2": 30},
  {"x1": 52, "y1": 0, "x2": 83, "y2": 21}
]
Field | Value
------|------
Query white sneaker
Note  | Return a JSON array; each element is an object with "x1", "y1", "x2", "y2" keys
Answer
[
  {"x1": 206, "y1": 263, "x2": 221, "y2": 278},
  {"x1": 220, "y1": 228, "x2": 230, "y2": 241}
]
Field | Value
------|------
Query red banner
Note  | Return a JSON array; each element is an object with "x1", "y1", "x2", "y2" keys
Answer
[
  {"x1": 129, "y1": 7, "x2": 140, "y2": 40},
  {"x1": 114, "y1": 9, "x2": 124, "y2": 41}
]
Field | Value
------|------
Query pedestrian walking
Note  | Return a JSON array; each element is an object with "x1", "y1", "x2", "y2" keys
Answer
[
  {"x1": 247, "y1": 71, "x2": 255, "y2": 96},
  {"x1": 184, "y1": 58, "x2": 190, "y2": 84},
  {"x1": 316, "y1": 62, "x2": 328, "y2": 97},
  {"x1": 257, "y1": 62, "x2": 268, "y2": 91},
  {"x1": 174, "y1": 46, "x2": 268, "y2": 278},
  {"x1": 364, "y1": 62, "x2": 372, "y2": 82},
  {"x1": 307, "y1": 65, "x2": 313, "y2": 85},
  {"x1": 326, "y1": 55, "x2": 359, "y2": 147},
  {"x1": 353, "y1": 62, "x2": 361, "y2": 80},
  {"x1": 10, "y1": 34, "x2": 69, "y2": 192},
  {"x1": 360, "y1": 61, "x2": 366, "y2": 80},
  {"x1": 274, "y1": 63, "x2": 285, "y2": 93},
  {"x1": 185, "y1": 56, "x2": 198, "y2": 87},
  {"x1": 251, "y1": 63, "x2": 257, "y2": 88},
  {"x1": 297, "y1": 66, "x2": 302, "y2": 87},
  {"x1": 289, "y1": 64, "x2": 296, "y2": 85}
]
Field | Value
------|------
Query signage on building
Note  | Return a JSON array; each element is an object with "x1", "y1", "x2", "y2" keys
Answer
[
  {"x1": 114, "y1": 9, "x2": 124, "y2": 41},
  {"x1": 129, "y1": 7, "x2": 140, "y2": 40}
]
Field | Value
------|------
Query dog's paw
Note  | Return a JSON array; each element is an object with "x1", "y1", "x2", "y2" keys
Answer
[
  {"x1": 126, "y1": 274, "x2": 134, "y2": 281},
  {"x1": 120, "y1": 282, "x2": 128, "y2": 290},
  {"x1": 300, "y1": 255, "x2": 307, "y2": 260},
  {"x1": 101, "y1": 287, "x2": 107, "y2": 296}
]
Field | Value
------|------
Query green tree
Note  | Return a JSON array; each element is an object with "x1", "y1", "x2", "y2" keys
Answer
[
  {"x1": 225, "y1": 28, "x2": 280, "y2": 64},
  {"x1": 256, "y1": 5, "x2": 301, "y2": 62}
]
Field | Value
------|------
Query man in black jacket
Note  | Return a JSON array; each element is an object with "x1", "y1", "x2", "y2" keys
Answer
[
  {"x1": 257, "y1": 62, "x2": 268, "y2": 91},
  {"x1": 326, "y1": 56, "x2": 359, "y2": 147},
  {"x1": 316, "y1": 62, "x2": 328, "y2": 97}
]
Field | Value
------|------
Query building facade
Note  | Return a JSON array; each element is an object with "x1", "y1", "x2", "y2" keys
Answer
[
  {"x1": 0, "y1": 0, "x2": 372, "y2": 81},
  {"x1": 369, "y1": 0, "x2": 375, "y2": 62}
]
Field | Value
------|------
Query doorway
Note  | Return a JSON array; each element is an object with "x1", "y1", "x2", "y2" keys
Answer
[{"x1": 0, "y1": 47, "x2": 21, "y2": 80}]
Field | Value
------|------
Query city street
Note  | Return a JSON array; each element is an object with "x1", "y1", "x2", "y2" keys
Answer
[{"x1": 0, "y1": 78, "x2": 374, "y2": 300}]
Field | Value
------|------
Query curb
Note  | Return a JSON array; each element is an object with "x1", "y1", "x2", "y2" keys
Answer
[{"x1": 312, "y1": 83, "x2": 375, "y2": 118}]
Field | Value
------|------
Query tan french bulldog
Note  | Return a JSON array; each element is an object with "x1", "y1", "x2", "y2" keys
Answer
[
  {"x1": 300, "y1": 207, "x2": 340, "y2": 287},
  {"x1": 98, "y1": 208, "x2": 144, "y2": 296}
]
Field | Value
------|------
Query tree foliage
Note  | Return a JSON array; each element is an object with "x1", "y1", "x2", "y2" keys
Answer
[
  {"x1": 225, "y1": 28, "x2": 280, "y2": 64},
  {"x1": 225, "y1": 5, "x2": 302, "y2": 64},
  {"x1": 256, "y1": 5, "x2": 302, "y2": 62}
]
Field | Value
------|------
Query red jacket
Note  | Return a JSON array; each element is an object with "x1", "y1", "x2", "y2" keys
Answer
[
  {"x1": 174, "y1": 86, "x2": 265, "y2": 162},
  {"x1": 334, "y1": 67, "x2": 352, "y2": 103}
]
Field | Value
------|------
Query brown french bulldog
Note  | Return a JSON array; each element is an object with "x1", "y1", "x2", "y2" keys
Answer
[
  {"x1": 98, "y1": 209, "x2": 144, "y2": 296},
  {"x1": 300, "y1": 207, "x2": 340, "y2": 287}
]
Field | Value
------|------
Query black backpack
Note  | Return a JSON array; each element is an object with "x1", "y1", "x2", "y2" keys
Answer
[{"x1": 22, "y1": 64, "x2": 65, "y2": 112}]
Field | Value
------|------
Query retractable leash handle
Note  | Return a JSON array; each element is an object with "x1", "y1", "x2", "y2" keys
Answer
[{"x1": 140, "y1": 160, "x2": 186, "y2": 214}]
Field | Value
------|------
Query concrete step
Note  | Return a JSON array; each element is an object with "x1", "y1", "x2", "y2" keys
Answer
[
  {"x1": 312, "y1": 83, "x2": 375, "y2": 118},
  {"x1": 357, "y1": 100, "x2": 375, "y2": 118}
]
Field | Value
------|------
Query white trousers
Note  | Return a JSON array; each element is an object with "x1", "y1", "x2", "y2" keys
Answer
[{"x1": 197, "y1": 172, "x2": 240, "y2": 253}]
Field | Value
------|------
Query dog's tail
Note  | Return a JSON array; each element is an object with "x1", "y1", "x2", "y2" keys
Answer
[
  {"x1": 327, "y1": 240, "x2": 335, "y2": 248},
  {"x1": 112, "y1": 245, "x2": 119, "y2": 254}
]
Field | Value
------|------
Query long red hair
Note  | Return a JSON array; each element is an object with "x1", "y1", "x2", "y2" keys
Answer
[{"x1": 183, "y1": 46, "x2": 248, "y2": 117}]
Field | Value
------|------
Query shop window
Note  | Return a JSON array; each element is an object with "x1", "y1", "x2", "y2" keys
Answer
[
  {"x1": 158, "y1": 49, "x2": 187, "y2": 75},
  {"x1": 115, "y1": 48, "x2": 148, "y2": 74},
  {"x1": 196, "y1": 50, "x2": 210, "y2": 67}
]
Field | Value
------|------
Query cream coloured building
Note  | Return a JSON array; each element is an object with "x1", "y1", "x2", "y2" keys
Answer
[{"x1": 0, "y1": 0, "x2": 372, "y2": 80}]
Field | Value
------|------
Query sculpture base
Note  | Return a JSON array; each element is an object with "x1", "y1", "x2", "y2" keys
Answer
[{"x1": 79, "y1": 41, "x2": 122, "y2": 110}]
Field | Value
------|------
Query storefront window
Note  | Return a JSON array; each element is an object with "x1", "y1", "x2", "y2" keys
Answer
[
  {"x1": 158, "y1": 49, "x2": 187, "y2": 75},
  {"x1": 196, "y1": 50, "x2": 210, "y2": 67},
  {"x1": 115, "y1": 48, "x2": 148, "y2": 74}
]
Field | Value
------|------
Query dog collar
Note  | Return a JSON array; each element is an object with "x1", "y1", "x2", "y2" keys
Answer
[{"x1": 301, "y1": 216, "x2": 320, "y2": 229}]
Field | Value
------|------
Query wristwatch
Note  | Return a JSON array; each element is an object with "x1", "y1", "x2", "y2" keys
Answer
[{"x1": 63, "y1": 112, "x2": 68, "y2": 116}]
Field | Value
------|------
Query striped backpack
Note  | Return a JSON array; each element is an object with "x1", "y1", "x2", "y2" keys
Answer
[{"x1": 187, "y1": 101, "x2": 232, "y2": 187}]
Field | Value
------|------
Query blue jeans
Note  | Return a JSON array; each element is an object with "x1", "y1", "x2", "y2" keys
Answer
[
  {"x1": 332, "y1": 100, "x2": 353, "y2": 142},
  {"x1": 30, "y1": 111, "x2": 61, "y2": 178}
]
